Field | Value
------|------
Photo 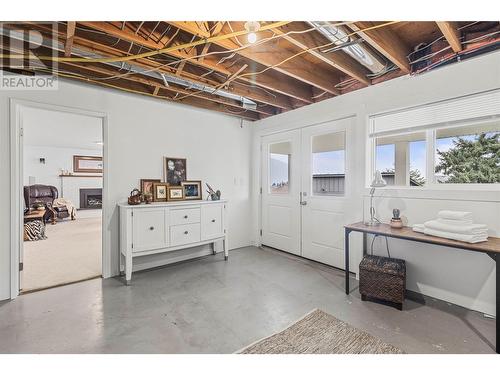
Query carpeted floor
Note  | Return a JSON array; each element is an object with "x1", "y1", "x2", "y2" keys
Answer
[
  {"x1": 239, "y1": 309, "x2": 404, "y2": 354},
  {"x1": 22, "y1": 216, "x2": 102, "y2": 292}
]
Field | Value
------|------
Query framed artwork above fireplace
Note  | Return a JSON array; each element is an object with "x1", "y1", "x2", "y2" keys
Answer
[{"x1": 73, "y1": 155, "x2": 103, "y2": 173}]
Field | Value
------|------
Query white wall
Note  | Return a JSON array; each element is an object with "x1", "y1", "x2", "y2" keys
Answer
[
  {"x1": 23, "y1": 145, "x2": 102, "y2": 189},
  {"x1": 0, "y1": 78, "x2": 253, "y2": 300},
  {"x1": 252, "y1": 51, "x2": 500, "y2": 316}
]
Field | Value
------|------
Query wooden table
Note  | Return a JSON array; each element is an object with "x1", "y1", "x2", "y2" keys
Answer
[
  {"x1": 24, "y1": 209, "x2": 46, "y2": 222},
  {"x1": 344, "y1": 221, "x2": 500, "y2": 354}
]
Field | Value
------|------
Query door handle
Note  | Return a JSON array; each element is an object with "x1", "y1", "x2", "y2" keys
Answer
[
  {"x1": 149, "y1": 226, "x2": 155, "y2": 230},
  {"x1": 300, "y1": 201, "x2": 307, "y2": 206},
  {"x1": 184, "y1": 215, "x2": 188, "y2": 219},
  {"x1": 184, "y1": 231, "x2": 189, "y2": 235},
  {"x1": 211, "y1": 219, "x2": 216, "y2": 222}
]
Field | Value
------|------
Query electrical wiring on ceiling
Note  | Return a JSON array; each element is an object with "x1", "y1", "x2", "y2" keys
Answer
[
  {"x1": 232, "y1": 21, "x2": 400, "y2": 81},
  {"x1": 140, "y1": 21, "x2": 401, "y2": 102},
  {"x1": 0, "y1": 20, "x2": 292, "y2": 63},
  {"x1": 5, "y1": 21, "x2": 400, "y2": 111}
]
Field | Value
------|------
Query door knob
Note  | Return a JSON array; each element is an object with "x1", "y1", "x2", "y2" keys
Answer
[
  {"x1": 300, "y1": 201, "x2": 307, "y2": 206},
  {"x1": 211, "y1": 219, "x2": 216, "y2": 222},
  {"x1": 184, "y1": 231, "x2": 189, "y2": 235},
  {"x1": 184, "y1": 215, "x2": 188, "y2": 219},
  {"x1": 149, "y1": 226, "x2": 155, "y2": 230}
]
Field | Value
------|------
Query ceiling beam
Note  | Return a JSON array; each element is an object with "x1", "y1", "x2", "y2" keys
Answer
[
  {"x1": 273, "y1": 22, "x2": 371, "y2": 86},
  {"x1": 78, "y1": 22, "x2": 298, "y2": 108},
  {"x1": 169, "y1": 21, "x2": 341, "y2": 95},
  {"x1": 351, "y1": 22, "x2": 411, "y2": 74},
  {"x1": 436, "y1": 22, "x2": 462, "y2": 53},
  {"x1": 64, "y1": 21, "x2": 76, "y2": 57}
]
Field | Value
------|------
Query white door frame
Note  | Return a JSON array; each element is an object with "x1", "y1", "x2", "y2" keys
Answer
[{"x1": 9, "y1": 98, "x2": 110, "y2": 299}]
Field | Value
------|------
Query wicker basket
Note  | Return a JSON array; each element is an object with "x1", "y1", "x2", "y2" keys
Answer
[{"x1": 359, "y1": 255, "x2": 406, "y2": 310}]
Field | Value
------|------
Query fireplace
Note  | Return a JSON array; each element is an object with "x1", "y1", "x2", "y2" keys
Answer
[{"x1": 80, "y1": 188, "x2": 103, "y2": 209}]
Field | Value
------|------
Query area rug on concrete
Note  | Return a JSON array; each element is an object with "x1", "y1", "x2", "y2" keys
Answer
[
  {"x1": 238, "y1": 309, "x2": 404, "y2": 354},
  {"x1": 22, "y1": 216, "x2": 102, "y2": 292}
]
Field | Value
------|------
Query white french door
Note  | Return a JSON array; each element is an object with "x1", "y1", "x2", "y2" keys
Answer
[
  {"x1": 261, "y1": 129, "x2": 301, "y2": 255},
  {"x1": 261, "y1": 118, "x2": 353, "y2": 269}
]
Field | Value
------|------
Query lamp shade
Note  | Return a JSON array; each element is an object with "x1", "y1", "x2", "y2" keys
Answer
[{"x1": 370, "y1": 170, "x2": 387, "y2": 188}]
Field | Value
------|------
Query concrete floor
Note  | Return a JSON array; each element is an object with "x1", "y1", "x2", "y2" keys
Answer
[{"x1": 0, "y1": 246, "x2": 496, "y2": 353}]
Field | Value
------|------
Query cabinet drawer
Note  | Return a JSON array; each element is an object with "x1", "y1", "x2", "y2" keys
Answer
[
  {"x1": 201, "y1": 204, "x2": 224, "y2": 240},
  {"x1": 132, "y1": 208, "x2": 167, "y2": 252},
  {"x1": 170, "y1": 207, "x2": 200, "y2": 225},
  {"x1": 170, "y1": 223, "x2": 201, "y2": 247}
]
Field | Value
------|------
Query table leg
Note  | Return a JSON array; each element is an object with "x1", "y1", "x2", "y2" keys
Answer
[
  {"x1": 345, "y1": 228, "x2": 350, "y2": 295},
  {"x1": 363, "y1": 232, "x2": 368, "y2": 256},
  {"x1": 496, "y1": 254, "x2": 499, "y2": 354}
]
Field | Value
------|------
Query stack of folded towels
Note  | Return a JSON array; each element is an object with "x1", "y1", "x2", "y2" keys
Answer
[{"x1": 413, "y1": 210, "x2": 488, "y2": 243}]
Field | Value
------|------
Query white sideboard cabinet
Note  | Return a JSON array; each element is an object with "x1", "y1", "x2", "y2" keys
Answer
[{"x1": 119, "y1": 200, "x2": 227, "y2": 284}]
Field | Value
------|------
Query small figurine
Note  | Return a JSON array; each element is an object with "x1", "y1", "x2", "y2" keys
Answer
[
  {"x1": 206, "y1": 183, "x2": 221, "y2": 201},
  {"x1": 390, "y1": 208, "x2": 403, "y2": 228}
]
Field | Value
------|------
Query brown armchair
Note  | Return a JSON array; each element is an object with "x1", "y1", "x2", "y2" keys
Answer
[{"x1": 24, "y1": 185, "x2": 69, "y2": 223}]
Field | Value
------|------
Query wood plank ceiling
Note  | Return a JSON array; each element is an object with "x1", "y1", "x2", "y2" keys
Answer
[{"x1": 1, "y1": 21, "x2": 499, "y2": 120}]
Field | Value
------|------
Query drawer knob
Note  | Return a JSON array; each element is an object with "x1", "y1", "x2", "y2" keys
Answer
[
  {"x1": 149, "y1": 226, "x2": 154, "y2": 231},
  {"x1": 184, "y1": 215, "x2": 188, "y2": 219},
  {"x1": 184, "y1": 231, "x2": 189, "y2": 235},
  {"x1": 211, "y1": 219, "x2": 216, "y2": 223}
]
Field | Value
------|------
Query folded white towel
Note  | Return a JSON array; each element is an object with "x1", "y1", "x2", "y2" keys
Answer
[
  {"x1": 412, "y1": 224, "x2": 425, "y2": 233},
  {"x1": 423, "y1": 228, "x2": 488, "y2": 243},
  {"x1": 437, "y1": 210, "x2": 473, "y2": 221},
  {"x1": 424, "y1": 220, "x2": 488, "y2": 235},
  {"x1": 437, "y1": 218, "x2": 473, "y2": 226}
]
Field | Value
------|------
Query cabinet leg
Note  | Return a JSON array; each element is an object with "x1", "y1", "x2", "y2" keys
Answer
[
  {"x1": 212, "y1": 242, "x2": 216, "y2": 255},
  {"x1": 125, "y1": 254, "x2": 132, "y2": 286}
]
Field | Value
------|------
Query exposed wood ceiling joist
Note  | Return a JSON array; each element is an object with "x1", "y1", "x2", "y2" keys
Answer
[
  {"x1": 273, "y1": 22, "x2": 371, "y2": 86},
  {"x1": 64, "y1": 21, "x2": 76, "y2": 57},
  {"x1": 436, "y1": 21, "x2": 463, "y2": 53},
  {"x1": 169, "y1": 21, "x2": 342, "y2": 95},
  {"x1": 351, "y1": 22, "x2": 411, "y2": 73},
  {"x1": 78, "y1": 22, "x2": 305, "y2": 108}
]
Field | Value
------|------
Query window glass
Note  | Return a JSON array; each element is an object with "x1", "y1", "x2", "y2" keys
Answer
[
  {"x1": 435, "y1": 122, "x2": 500, "y2": 183},
  {"x1": 375, "y1": 132, "x2": 426, "y2": 186},
  {"x1": 269, "y1": 142, "x2": 290, "y2": 194},
  {"x1": 312, "y1": 131, "x2": 345, "y2": 195}
]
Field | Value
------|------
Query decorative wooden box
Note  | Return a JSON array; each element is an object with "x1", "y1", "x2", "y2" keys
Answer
[{"x1": 359, "y1": 255, "x2": 406, "y2": 310}]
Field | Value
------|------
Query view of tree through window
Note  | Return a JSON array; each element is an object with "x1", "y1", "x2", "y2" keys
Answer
[{"x1": 435, "y1": 123, "x2": 500, "y2": 183}]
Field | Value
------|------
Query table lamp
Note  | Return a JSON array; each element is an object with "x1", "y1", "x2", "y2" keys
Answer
[{"x1": 365, "y1": 170, "x2": 386, "y2": 226}]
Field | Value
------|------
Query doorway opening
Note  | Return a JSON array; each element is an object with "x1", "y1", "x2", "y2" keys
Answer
[{"x1": 19, "y1": 106, "x2": 104, "y2": 293}]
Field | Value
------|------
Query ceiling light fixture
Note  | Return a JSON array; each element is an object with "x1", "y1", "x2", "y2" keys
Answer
[{"x1": 244, "y1": 21, "x2": 261, "y2": 44}]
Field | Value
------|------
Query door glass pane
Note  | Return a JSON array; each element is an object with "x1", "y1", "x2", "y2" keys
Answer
[
  {"x1": 375, "y1": 131, "x2": 426, "y2": 186},
  {"x1": 269, "y1": 142, "x2": 290, "y2": 194},
  {"x1": 435, "y1": 121, "x2": 500, "y2": 183},
  {"x1": 312, "y1": 131, "x2": 345, "y2": 196}
]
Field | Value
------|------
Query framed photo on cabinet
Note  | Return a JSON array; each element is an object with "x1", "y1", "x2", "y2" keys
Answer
[
  {"x1": 181, "y1": 180, "x2": 202, "y2": 200},
  {"x1": 153, "y1": 183, "x2": 169, "y2": 202},
  {"x1": 167, "y1": 186, "x2": 184, "y2": 201}
]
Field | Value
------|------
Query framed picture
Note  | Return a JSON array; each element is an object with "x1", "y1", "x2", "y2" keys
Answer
[
  {"x1": 181, "y1": 180, "x2": 202, "y2": 200},
  {"x1": 73, "y1": 155, "x2": 103, "y2": 173},
  {"x1": 153, "y1": 183, "x2": 169, "y2": 202},
  {"x1": 164, "y1": 157, "x2": 186, "y2": 186},
  {"x1": 167, "y1": 186, "x2": 184, "y2": 201},
  {"x1": 140, "y1": 179, "x2": 161, "y2": 196}
]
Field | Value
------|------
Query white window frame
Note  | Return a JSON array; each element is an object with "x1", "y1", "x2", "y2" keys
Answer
[{"x1": 367, "y1": 89, "x2": 500, "y2": 192}]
